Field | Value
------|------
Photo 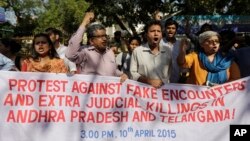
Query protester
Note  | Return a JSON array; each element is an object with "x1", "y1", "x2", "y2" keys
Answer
[
  {"x1": 177, "y1": 31, "x2": 241, "y2": 86},
  {"x1": 65, "y1": 12, "x2": 127, "y2": 82},
  {"x1": 234, "y1": 46, "x2": 250, "y2": 78},
  {"x1": 233, "y1": 35, "x2": 250, "y2": 78},
  {"x1": 21, "y1": 33, "x2": 68, "y2": 73},
  {"x1": 0, "y1": 53, "x2": 16, "y2": 71},
  {"x1": 108, "y1": 40, "x2": 118, "y2": 55},
  {"x1": 219, "y1": 29, "x2": 237, "y2": 54},
  {"x1": 0, "y1": 38, "x2": 22, "y2": 70},
  {"x1": 45, "y1": 27, "x2": 77, "y2": 74},
  {"x1": 116, "y1": 36, "x2": 141, "y2": 78},
  {"x1": 110, "y1": 30, "x2": 128, "y2": 54},
  {"x1": 160, "y1": 19, "x2": 185, "y2": 83},
  {"x1": 185, "y1": 22, "x2": 213, "y2": 51},
  {"x1": 130, "y1": 20, "x2": 172, "y2": 88}
]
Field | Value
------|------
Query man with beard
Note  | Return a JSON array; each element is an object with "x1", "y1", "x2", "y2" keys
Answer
[
  {"x1": 66, "y1": 12, "x2": 127, "y2": 82},
  {"x1": 130, "y1": 20, "x2": 172, "y2": 88}
]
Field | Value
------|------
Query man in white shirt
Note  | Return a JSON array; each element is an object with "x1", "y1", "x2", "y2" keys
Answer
[
  {"x1": 130, "y1": 20, "x2": 172, "y2": 88},
  {"x1": 0, "y1": 53, "x2": 15, "y2": 71},
  {"x1": 160, "y1": 19, "x2": 183, "y2": 83}
]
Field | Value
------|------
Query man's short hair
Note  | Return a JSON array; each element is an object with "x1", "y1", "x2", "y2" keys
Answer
[
  {"x1": 143, "y1": 20, "x2": 162, "y2": 33},
  {"x1": 114, "y1": 31, "x2": 121, "y2": 36},
  {"x1": 164, "y1": 19, "x2": 179, "y2": 29},
  {"x1": 45, "y1": 27, "x2": 61, "y2": 36},
  {"x1": 86, "y1": 23, "x2": 106, "y2": 39}
]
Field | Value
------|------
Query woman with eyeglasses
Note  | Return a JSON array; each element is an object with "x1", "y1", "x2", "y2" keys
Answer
[
  {"x1": 177, "y1": 31, "x2": 241, "y2": 86},
  {"x1": 21, "y1": 33, "x2": 68, "y2": 73}
]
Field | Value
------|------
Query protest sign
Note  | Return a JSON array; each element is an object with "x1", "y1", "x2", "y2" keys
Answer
[{"x1": 1, "y1": 71, "x2": 249, "y2": 141}]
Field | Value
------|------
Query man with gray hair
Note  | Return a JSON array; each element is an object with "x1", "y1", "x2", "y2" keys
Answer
[{"x1": 66, "y1": 12, "x2": 127, "y2": 82}]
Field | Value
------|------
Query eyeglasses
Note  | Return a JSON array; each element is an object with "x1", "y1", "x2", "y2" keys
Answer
[
  {"x1": 35, "y1": 41, "x2": 48, "y2": 45},
  {"x1": 92, "y1": 34, "x2": 108, "y2": 39},
  {"x1": 205, "y1": 39, "x2": 220, "y2": 45}
]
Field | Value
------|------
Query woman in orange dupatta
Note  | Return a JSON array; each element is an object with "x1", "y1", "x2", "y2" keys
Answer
[{"x1": 21, "y1": 33, "x2": 68, "y2": 73}]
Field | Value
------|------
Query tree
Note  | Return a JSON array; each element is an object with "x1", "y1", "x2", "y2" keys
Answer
[
  {"x1": 2, "y1": 0, "x2": 250, "y2": 37},
  {"x1": 35, "y1": 0, "x2": 89, "y2": 36},
  {"x1": 35, "y1": 0, "x2": 167, "y2": 36},
  {"x1": 0, "y1": 0, "x2": 43, "y2": 36},
  {"x1": 227, "y1": 0, "x2": 250, "y2": 15},
  {"x1": 181, "y1": 0, "x2": 250, "y2": 15},
  {"x1": 86, "y1": 0, "x2": 165, "y2": 35}
]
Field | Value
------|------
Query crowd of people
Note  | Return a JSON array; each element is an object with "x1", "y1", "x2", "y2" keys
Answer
[{"x1": 1, "y1": 11, "x2": 250, "y2": 88}]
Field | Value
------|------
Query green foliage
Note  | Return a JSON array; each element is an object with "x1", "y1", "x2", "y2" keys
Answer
[
  {"x1": 2, "y1": 0, "x2": 250, "y2": 37},
  {"x1": 14, "y1": 15, "x2": 37, "y2": 36},
  {"x1": 35, "y1": 0, "x2": 89, "y2": 36},
  {"x1": 228, "y1": 0, "x2": 250, "y2": 15},
  {"x1": 0, "y1": 1, "x2": 8, "y2": 7},
  {"x1": 182, "y1": 0, "x2": 250, "y2": 15},
  {"x1": 0, "y1": 0, "x2": 43, "y2": 37},
  {"x1": 182, "y1": 0, "x2": 219, "y2": 14},
  {"x1": 0, "y1": 22, "x2": 14, "y2": 38},
  {"x1": 86, "y1": 0, "x2": 164, "y2": 35},
  {"x1": 99, "y1": 0, "x2": 163, "y2": 24}
]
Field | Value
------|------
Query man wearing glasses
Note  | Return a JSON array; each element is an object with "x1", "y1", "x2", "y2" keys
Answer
[{"x1": 66, "y1": 12, "x2": 127, "y2": 82}]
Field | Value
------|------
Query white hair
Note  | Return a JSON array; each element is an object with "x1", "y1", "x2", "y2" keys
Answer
[{"x1": 198, "y1": 31, "x2": 220, "y2": 45}]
